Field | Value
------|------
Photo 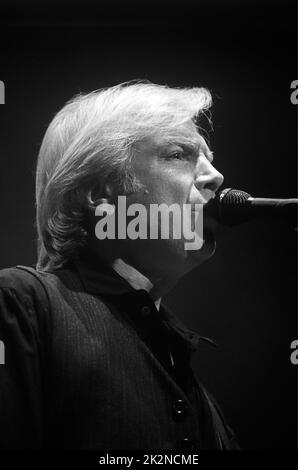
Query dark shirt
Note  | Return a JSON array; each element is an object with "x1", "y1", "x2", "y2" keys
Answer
[{"x1": 0, "y1": 254, "x2": 238, "y2": 450}]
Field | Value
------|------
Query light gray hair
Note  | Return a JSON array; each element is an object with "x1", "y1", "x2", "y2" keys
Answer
[{"x1": 36, "y1": 80, "x2": 212, "y2": 269}]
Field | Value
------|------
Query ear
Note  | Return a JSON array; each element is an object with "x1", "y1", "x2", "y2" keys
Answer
[{"x1": 86, "y1": 181, "x2": 115, "y2": 209}]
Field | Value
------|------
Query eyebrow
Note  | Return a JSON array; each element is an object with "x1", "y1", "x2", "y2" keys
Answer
[
  {"x1": 181, "y1": 141, "x2": 214, "y2": 163},
  {"x1": 157, "y1": 135, "x2": 214, "y2": 163}
]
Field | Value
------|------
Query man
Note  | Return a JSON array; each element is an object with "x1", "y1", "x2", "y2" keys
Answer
[{"x1": 0, "y1": 81, "x2": 238, "y2": 449}]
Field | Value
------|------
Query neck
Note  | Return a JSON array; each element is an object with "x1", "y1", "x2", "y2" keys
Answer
[{"x1": 111, "y1": 258, "x2": 170, "y2": 310}]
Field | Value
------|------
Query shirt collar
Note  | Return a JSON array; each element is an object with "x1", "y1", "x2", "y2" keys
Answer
[{"x1": 71, "y1": 251, "x2": 216, "y2": 353}]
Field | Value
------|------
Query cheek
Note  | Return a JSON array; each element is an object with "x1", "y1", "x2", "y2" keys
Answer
[{"x1": 141, "y1": 168, "x2": 194, "y2": 204}]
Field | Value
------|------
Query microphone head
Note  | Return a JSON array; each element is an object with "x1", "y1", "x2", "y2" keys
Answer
[
  {"x1": 205, "y1": 188, "x2": 298, "y2": 227},
  {"x1": 205, "y1": 188, "x2": 252, "y2": 226},
  {"x1": 217, "y1": 188, "x2": 251, "y2": 206}
]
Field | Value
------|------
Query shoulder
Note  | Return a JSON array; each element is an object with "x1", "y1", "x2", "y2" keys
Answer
[
  {"x1": 0, "y1": 266, "x2": 52, "y2": 340},
  {"x1": 0, "y1": 266, "x2": 49, "y2": 309}
]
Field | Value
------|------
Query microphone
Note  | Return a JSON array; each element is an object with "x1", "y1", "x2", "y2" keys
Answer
[{"x1": 205, "y1": 188, "x2": 298, "y2": 227}]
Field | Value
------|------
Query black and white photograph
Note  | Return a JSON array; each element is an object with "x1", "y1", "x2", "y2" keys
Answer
[{"x1": 0, "y1": 0, "x2": 297, "y2": 459}]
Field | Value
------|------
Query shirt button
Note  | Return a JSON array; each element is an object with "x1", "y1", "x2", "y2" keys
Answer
[
  {"x1": 173, "y1": 399, "x2": 187, "y2": 418},
  {"x1": 141, "y1": 305, "x2": 151, "y2": 316},
  {"x1": 180, "y1": 437, "x2": 195, "y2": 451}
]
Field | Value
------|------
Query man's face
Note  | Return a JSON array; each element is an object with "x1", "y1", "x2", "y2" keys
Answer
[{"x1": 113, "y1": 121, "x2": 224, "y2": 280}]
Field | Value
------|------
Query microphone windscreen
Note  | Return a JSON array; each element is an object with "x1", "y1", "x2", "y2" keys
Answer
[
  {"x1": 205, "y1": 188, "x2": 252, "y2": 226},
  {"x1": 218, "y1": 188, "x2": 251, "y2": 207}
]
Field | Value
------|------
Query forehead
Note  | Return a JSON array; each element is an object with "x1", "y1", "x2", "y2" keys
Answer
[{"x1": 135, "y1": 123, "x2": 210, "y2": 154}]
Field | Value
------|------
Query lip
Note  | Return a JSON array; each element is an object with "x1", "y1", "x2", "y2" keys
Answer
[
  {"x1": 189, "y1": 200, "x2": 209, "y2": 208},
  {"x1": 189, "y1": 204, "x2": 218, "y2": 226},
  {"x1": 192, "y1": 198, "x2": 209, "y2": 205},
  {"x1": 190, "y1": 204, "x2": 209, "y2": 214},
  {"x1": 190, "y1": 209, "x2": 217, "y2": 222}
]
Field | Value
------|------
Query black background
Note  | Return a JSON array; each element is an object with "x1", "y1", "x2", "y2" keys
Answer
[{"x1": 0, "y1": 0, "x2": 297, "y2": 450}]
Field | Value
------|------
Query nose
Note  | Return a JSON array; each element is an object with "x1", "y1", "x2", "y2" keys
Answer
[{"x1": 194, "y1": 155, "x2": 224, "y2": 193}]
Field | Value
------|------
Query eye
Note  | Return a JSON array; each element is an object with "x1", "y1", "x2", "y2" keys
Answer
[
  {"x1": 168, "y1": 151, "x2": 184, "y2": 160},
  {"x1": 160, "y1": 146, "x2": 195, "y2": 162},
  {"x1": 163, "y1": 150, "x2": 191, "y2": 161}
]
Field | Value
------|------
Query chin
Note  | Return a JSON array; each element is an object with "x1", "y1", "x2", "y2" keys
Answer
[
  {"x1": 202, "y1": 228, "x2": 217, "y2": 258},
  {"x1": 186, "y1": 227, "x2": 217, "y2": 265}
]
